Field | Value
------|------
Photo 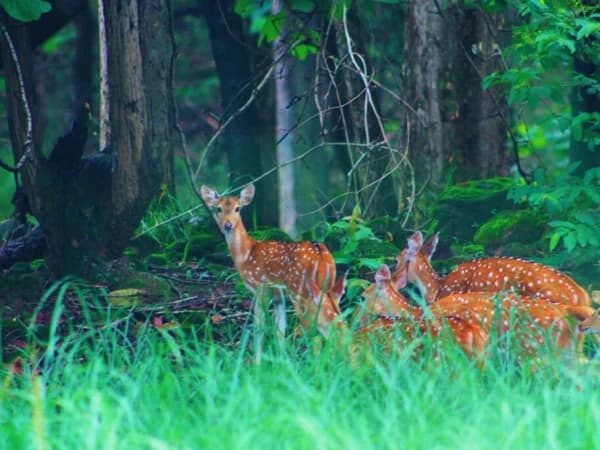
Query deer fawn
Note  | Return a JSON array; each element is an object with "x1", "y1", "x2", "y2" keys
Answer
[
  {"x1": 201, "y1": 183, "x2": 337, "y2": 340},
  {"x1": 394, "y1": 231, "x2": 595, "y2": 356},
  {"x1": 395, "y1": 231, "x2": 591, "y2": 307},
  {"x1": 365, "y1": 264, "x2": 592, "y2": 358},
  {"x1": 302, "y1": 273, "x2": 347, "y2": 338},
  {"x1": 304, "y1": 264, "x2": 488, "y2": 357},
  {"x1": 358, "y1": 264, "x2": 488, "y2": 357}
]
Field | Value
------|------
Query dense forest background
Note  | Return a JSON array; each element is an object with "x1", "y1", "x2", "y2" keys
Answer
[
  {"x1": 1, "y1": 1, "x2": 600, "y2": 447},
  {"x1": 0, "y1": 0, "x2": 598, "y2": 296}
]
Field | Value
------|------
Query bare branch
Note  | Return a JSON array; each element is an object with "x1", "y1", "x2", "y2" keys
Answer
[
  {"x1": 0, "y1": 23, "x2": 33, "y2": 171},
  {"x1": 192, "y1": 64, "x2": 275, "y2": 181}
]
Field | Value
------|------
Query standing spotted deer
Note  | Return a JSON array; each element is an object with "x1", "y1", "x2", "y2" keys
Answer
[{"x1": 201, "y1": 183, "x2": 337, "y2": 351}]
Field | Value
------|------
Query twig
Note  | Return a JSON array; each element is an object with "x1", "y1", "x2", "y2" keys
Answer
[
  {"x1": 0, "y1": 23, "x2": 34, "y2": 171},
  {"x1": 132, "y1": 204, "x2": 205, "y2": 238},
  {"x1": 341, "y1": 3, "x2": 389, "y2": 148},
  {"x1": 192, "y1": 64, "x2": 275, "y2": 181}
]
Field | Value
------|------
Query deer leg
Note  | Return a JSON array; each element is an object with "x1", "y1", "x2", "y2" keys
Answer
[
  {"x1": 273, "y1": 287, "x2": 288, "y2": 352},
  {"x1": 253, "y1": 284, "x2": 269, "y2": 364}
]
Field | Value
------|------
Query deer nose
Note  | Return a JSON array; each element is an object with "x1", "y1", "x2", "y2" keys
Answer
[{"x1": 223, "y1": 221, "x2": 233, "y2": 232}]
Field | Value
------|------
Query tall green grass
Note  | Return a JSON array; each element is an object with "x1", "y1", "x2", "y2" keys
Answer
[{"x1": 2, "y1": 283, "x2": 600, "y2": 450}]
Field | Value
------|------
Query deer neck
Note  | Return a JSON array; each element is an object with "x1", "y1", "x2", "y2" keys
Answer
[
  {"x1": 387, "y1": 289, "x2": 413, "y2": 314},
  {"x1": 226, "y1": 221, "x2": 256, "y2": 269},
  {"x1": 414, "y1": 261, "x2": 442, "y2": 303}
]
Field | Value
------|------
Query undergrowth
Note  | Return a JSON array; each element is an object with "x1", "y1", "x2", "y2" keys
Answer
[{"x1": 2, "y1": 281, "x2": 600, "y2": 450}]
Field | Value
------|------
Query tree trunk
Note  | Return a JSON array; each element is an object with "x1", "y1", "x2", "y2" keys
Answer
[
  {"x1": 1, "y1": 1, "x2": 175, "y2": 278},
  {"x1": 72, "y1": 0, "x2": 94, "y2": 113},
  {"x1": 204, "y1": 0, "x2": 278, "y2": 226},
  {"x1": 101, "y1": 0, "x2": 176, "y2": 249},
  {"x1": 403, "y1": 1, "x2": 509, "y2": 188},
  {"x1": 273, "y1": 0, "x2": 297, "y2": 237}
]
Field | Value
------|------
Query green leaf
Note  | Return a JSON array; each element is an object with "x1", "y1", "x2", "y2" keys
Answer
[
  {"x1": 0, "y1": 0, "x2": 51, "y2": 22},
  {"x1": 576, "y1": 19, "x2": 600, "y2": 40},
  {"x1": 357, "y1": 258, "x2": 385, "y2": 270},
  {"x1": 353, "y1": 226, "x2": 375, "y2": 241},
  {"x1": 258, "y1": 12, "x2": 285, "y2": 46},
  {"x1": 564, "y1": 232, "x2": 577, "y2": 252},
  {"x1": 548, "y1": 220, "x2": 576, "y2": 229},
  {"x1": 574, "y1": 212, "x2": 596, "y2": 226},
  {"x1": 577, "y1": 231, "x2": 588, "y2": 247},
  {"x1": 291, "y1": 43, "x2": 317, "y2": 61},
  {"x1": 482, "y1": 72, "x2": 499, "y2": 90},
  {"x1": 548, "y1": 230, "x2": 565, "y2": 251},
  {"x1": 234, "y1": 0, "x2": 252, "y2": 17},
  {"x1": 555, "y1": 38, "x2": 575, "y2": 54}
]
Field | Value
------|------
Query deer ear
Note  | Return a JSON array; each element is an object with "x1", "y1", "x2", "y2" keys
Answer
[
  {"x1": 201, "y1": 185, "x2": 219, "y2": 207},
  {"x1": 406, "y1": 231, "x2": 423, "y2": 261},
  {"x1": 375, "y1": 264, "x2": 391, "y2": 287},
  {"x1": 304, "y1": 278, "x2": 322, "y2": 306},
  {"x1": 240, "y1": 183, "x2": 255, "y2": 206},
  {"x1": 421, "y1": 232, "x2": 439, "y2": 261},
  {"x1": 330, "y1": 271, "x2": 348, "y2": 304}
]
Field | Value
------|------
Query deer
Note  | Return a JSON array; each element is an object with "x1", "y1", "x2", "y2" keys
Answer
[
  {"x1": 360, "y1": 264, "x2": 591, "y2": 359},
  {"x1": 304, "y1": 264, "x2": 489, "y2": 358},
  {"x1": 304, "y1": 262, "x2": 591, "y2": 364},
  {"x1": 356, "y1": 264, "x2": 488, "y2": 357},
  {"x1": 394, "y1": 231, "x2": 592, "y2": 308},
  {"x1": 300, "y1": 273, "x2": 347, "y2": 338},
  {"x1": 201, "y1": 183, "x2": 337, "y2": 345},
  {"x1": 394, "y1": 231, "x2": 595, "y2": 356}
]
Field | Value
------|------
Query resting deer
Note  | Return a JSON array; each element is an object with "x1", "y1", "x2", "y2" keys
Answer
[
  {"x1": 358, "y1": 264, "x2": 488, "y2": 357},
  {"x1": 303, "y1": 265, "x2": 488, "y2": 358},
  {"x1": 363, "y1": 264, "x2": 592, "y2": 359},
  {"x1": 201, "y1": 183, "x2": 337, "y2": 343},
  {"x1": 394, "y1": 231, "x2": 591, "y2": 308},
  {"x1": 394, "y1": 231, "x2": 595, "y2": 355}
]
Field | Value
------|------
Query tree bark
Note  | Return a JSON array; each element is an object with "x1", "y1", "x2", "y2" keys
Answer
[
  {"x1": 403, "y1": 1, "x2": 509, "y2": 188},
  {"x1": 273, "y1": 0, "x2": 297, "y2": 237},
  {"x1": 1, "y1": 0, "x2": 176, "y2": 277},
  {"x1": 101, "y1": 0, "x2": 176, "y2": 250}
]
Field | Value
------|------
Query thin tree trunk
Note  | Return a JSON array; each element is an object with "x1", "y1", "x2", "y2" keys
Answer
[
  {"x1": 204, "y1": 0, "x2": 278, "y2": 226},
  {"x1": 273, "y1": 0, "x2": 296, "y2": 237},
  {"x1": 101, "y1": 0, "x2": 176, "y2": 250}
]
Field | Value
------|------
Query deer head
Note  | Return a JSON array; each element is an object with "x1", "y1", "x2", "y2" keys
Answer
[{"x1": 201, "y1": 184, "x2": 255, "y2": 241}]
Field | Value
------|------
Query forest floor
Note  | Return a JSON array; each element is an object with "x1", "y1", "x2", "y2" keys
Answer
[{"x1": 0, "y1": 259, "x2": 250, "y2": 364}]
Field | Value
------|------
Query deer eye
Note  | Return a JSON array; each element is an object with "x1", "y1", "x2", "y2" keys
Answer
[
  {"x1": 215, "y1": 206, "x2": 223, "y2": 214},
  {"x1": 234, "y1": 206, "x2": 241, "y2": 213}
]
